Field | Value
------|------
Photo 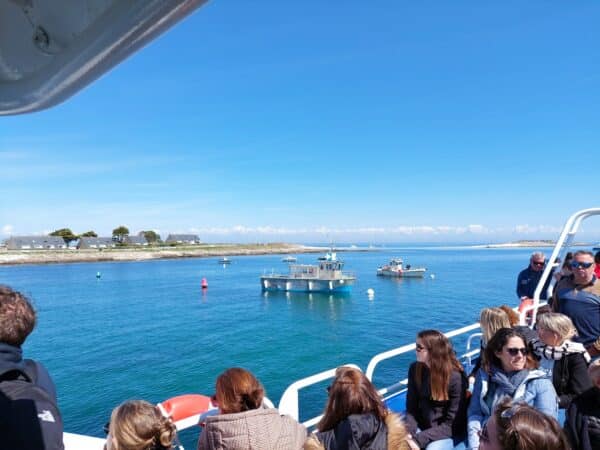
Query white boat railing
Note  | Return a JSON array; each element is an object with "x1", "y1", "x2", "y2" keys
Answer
[{"x1": 519, "y1": 207, "x2": 600, "y2": 326}]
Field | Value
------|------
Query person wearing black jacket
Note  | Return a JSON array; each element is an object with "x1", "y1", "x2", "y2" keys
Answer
[
  {"x1": 405, "y1": 330, "x2": 468, "y2": 450},
  {"x1": 531, "y1": 312, "x2": 592, "y2": 409},
  {"x1": 0, "y1": 285, "x2": 64, "y2": 450},
  {"x1": 565, "y1": 360, "x2": 600, "y2": 450}
]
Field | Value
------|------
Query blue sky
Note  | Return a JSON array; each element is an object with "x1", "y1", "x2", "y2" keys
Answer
[{"x1": 2, "y1": 1, "x2": 600, "y2": 243}]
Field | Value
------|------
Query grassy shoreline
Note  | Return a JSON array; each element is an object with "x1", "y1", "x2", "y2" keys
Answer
[{"x1": 0, "y1": 243, "x2": 328, "y2": 266}]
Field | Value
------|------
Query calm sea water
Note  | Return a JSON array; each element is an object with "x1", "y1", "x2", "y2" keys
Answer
[{"x1": 0, "y1": 246, "x2": 547, "y2": 447}]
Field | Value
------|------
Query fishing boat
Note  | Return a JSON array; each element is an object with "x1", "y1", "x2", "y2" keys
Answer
[
  {"x1": 261, "y1": 252, "x2": 355, "y2": 293},
  {"x1": 376, "y1": 258, "x2": 426, "y2": 278},
  {"x1": 218, "y1": 257, "x2": 231, "y2": 265},
  {"x1": 281, "y1": 255, "x2": 297, "y2": 263}
]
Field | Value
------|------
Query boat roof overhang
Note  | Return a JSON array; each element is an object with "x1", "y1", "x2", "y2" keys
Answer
[{"x1": 0, "y1": 0, "x2": 207, "y2": 116}]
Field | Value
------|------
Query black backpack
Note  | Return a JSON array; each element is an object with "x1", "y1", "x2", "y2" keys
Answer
[{"x1": 0, "y1": 360, "x2": 64, "y2": 450}]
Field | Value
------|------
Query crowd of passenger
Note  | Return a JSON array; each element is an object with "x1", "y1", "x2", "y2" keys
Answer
[{"x1": 0, "y1": 248, "x2": 598, "y2": 449}]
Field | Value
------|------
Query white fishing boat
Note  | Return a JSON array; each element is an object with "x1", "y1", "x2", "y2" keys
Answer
[
  {"x1": 261, "y1": 252, "x2": 355, "y2": 293},
  {"x1": 218, "y1": 257, "x2": 231, "y2": 265},
  {"x1": 377, "y1": 258, "x2": 426, "y2": 278},
  {"x1": 281, "y1": 255, "x2": 297, "y2": 263}
]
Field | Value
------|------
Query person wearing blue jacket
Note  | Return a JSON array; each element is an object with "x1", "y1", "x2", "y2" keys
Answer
[{"x1": 467, "y1": 328, "x2": 557, "y2": 450}]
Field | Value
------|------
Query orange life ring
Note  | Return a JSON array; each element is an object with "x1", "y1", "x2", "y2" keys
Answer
[{"x1": 158, "y1": 394, "x2": 212, "y2": 422}]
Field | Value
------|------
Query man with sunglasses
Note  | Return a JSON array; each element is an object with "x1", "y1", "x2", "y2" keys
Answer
[
  {"x1": 516, "y1": 252, "x2": 553, "y2": 303},
  {"x1": 552, "y1": 250, "x2": 600, "y2": 358}
]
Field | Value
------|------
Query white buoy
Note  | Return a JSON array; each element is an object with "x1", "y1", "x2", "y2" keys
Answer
[
  {"x1": 366, "y1": 288, "x2": 375, "y2": 296},
  {"x1": 430, "y1": 274, "x2": 435, "y2": 279}
]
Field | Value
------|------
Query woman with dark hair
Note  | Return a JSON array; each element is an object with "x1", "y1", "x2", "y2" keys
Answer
[
  {"x1": 405, "y1": 330, "x2": 468, "y2": 450},
  {"x1": 197, "y1": 367, "x2": 306, "y2": 450},
  {"x1": 467, "y1": 328, "x2": 557, "y2": 450},
  {"x1": 479, "y1": 398, "x2": 569, "y2": 450},
  {"x1": 105, "y1": 400, "x2": 178, "y2": 450},
  {"x1": 304, "y1": 366, "x2": 410, "y2": 450}
]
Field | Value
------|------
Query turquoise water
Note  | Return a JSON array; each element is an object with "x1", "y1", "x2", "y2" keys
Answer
[{"x1": 0, "y1": 247, "x2": 544, "y2": 447}]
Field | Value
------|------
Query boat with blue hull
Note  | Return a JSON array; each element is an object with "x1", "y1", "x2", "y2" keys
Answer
[{"x1": 261, "y1": 252, "x2": 355, "y2": 293}]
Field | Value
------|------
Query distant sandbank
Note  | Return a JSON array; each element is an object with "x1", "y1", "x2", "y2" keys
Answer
[
  {"x1": 473, "y1": 240, "x2": 592, "y2": 249},
  {"x1": 0, "y1": 244, "x2": 330, "y2": 266}
]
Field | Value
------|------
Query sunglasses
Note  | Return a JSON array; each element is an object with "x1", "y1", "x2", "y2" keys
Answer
[
  {"x1": 506, "y1": 347, "x2": 528, "y2": 356},
  {"x1": 570, "y1": 261, "x2": 594, "y2": 269},
  {"x1": 532, "y1": 261, "x2": 545, "y2": 266},
  {"x1": 415, "y1": 343, "x2": 426, "y2": 352}
]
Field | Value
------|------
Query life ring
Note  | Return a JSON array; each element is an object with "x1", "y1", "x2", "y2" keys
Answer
[{"x1": 157, "y1": 394, "x2": 213, "y2": 423}]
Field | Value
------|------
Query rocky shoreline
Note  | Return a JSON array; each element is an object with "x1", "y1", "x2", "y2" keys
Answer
[{"x1": 0, "y1": 244, "x2": 328, "y2": 266}]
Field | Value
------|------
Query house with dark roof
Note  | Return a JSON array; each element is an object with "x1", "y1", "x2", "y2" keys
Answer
[
  {"x1": 77, "y1": 237, "x2": 117, "y2": 249},
  {"x1": 165, "y1": 234, "x2": 201, "y2": 244},
  {"x1": 125, "y1": 235, "x2": 148, "y2": 246},
  {"x1": 5, "y1": 236, "x2": 67, "y2": 250}
]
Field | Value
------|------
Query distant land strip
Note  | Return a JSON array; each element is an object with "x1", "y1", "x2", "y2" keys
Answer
[
  {"x1": 0, "y1": 243, "x2": 338, "y2": 266},
  {"x1": 474, "y1": 240, "x2": 593, "y2": 249}
]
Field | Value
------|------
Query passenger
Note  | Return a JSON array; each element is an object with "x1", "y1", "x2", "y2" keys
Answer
[
  {"x1": 554, "y1": 252, "x2": 574, "y2": 282},
  {"x1": 405, "y1": 330, "x2": 468, "y2": 450},
  {"x1": 468, "y1": 308, "x2": 511, "y2": 380},
  {"x1": 530, "y1": 312, "x2": 592, "y2": 409},
  {"x1": 479, "y1": 398, "x2": 569, "y2": 450},
  {"x1": 198, "y1": 367, "x2": 306, "y2": 450},
  {"x1": 467, "y1": 328, "x2": 557, "y2": 450},
  {"x1": 105, "y1": 399, "x2": 177, "y2": 450},
  {"x1": 551, "y1": 250, "x2": 600, "y2": 357},
  {"x1": 304, "y1": 366, "x2": 410, "y2": 450},
  {"x1": 497, "y1": 305, "x2": 537, "y2": 343},
  {"x1": 565, "y1": 359, "x2": 600, "y2": 450},
  {"x1": 0, "y1": 285, "x2": 64, "y2": 450},
  {"x1": 516, "y1": 252, "x2": 552, "y2": 303}
]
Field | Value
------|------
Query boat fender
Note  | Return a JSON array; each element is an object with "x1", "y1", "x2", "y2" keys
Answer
[
  {"x1": 201, "y1": 278, "x2": 208, "y2": 289},
  {"x1": 158, "y1": 394, "x2": 212, "y2": 423}
]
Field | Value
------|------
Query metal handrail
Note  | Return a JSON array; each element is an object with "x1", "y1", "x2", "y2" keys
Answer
[
  {"x1": 522, "y1": 207, "x2": 600, "y2": 326},
  {"x1": 365, "y1": 322, "x2": 481, "y2": 381},
  {"x1": 278, "y1": 363, "x2": 361, "y2": 422}
]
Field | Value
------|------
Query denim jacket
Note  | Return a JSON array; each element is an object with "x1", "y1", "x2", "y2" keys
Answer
[{"x1": 466, "y1": 368, "x2": 558, "y2": 450}]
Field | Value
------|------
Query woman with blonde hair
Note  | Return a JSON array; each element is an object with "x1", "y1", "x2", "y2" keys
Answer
[
  {"x1": 531, "y1": 312, "x2": 592, "y2": 409},
  {"x1": 305, "y1": 366, "x2": 409, "y2": 450},
  {"x1": 198, "y1": 367, "x2": 306, "y2": 450},
  {"x1": 405, "y1": 330, "x2": 468, "y2": 449},
  {"x1": 105, "y1": 400, "x2": 178, "y2": 450}
]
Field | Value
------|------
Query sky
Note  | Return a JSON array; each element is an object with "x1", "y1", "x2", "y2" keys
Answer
[{"x1": 2, "y1": 1, "x2": 600, "y2": 243}]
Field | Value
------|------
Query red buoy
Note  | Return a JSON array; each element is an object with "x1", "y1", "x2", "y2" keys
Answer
[{"x1": 201, "y1": 278, "x2": 208, "y2": 289}]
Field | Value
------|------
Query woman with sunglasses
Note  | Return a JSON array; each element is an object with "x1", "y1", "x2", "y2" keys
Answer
[
  {"x1": 304, "y1": 366, "x2": 411, "y2": 450},
  {"x1": 467, "y1": 328, "x2": 557, "y2": 450},
  {"x1": 404, "y1": 330, "x2": 468, "y2": 450},
  {"x1": 197, "y1": 367, "x2": 306, "y2": 450},
  {"x1": 478, "y1": 398, "x2": 569, "y2": 450},
  {"x1": 105, "y1": 400, "x2": 178, "y2": 450}
]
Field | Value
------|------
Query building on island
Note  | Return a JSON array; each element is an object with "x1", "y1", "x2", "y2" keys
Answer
[
  {"x1": 5, "y1": 236, "x2": 67, "y2": 250},
  {"x1": 78, "y1": 237, "x2": 117, "y2": 249},
  {"x1": 125, "y1": 235, "x2": 148, "y2": 246},
  {"x1": 165, "y1": 234, "x2": 201, "y2": 244}
]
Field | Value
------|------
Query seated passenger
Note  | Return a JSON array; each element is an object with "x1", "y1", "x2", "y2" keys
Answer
[
  {"x1": 531, "y1": 312, "x2": 592, "y2": 409},
  {"x1": 467, "y1": 328, "x2": 557, "y2": 450},
  {"x1": 565, "y1": 359, "x2": 600, "y2": 450},
  {"x1": 479, "y1": 398, "x2": 569, "y2": 450},
  {"x1": 405, "y1": 330, "x2": 468, "y2": 450},
  {"x1": 198, "y1": 367, "x2": 306, "y2": 450},
  {"x1": 468, "y1": 307, "x2": 511, "y2": 379},
  {"x1": 105, "y1": 399, "x2": 178, "y2": 450},
  {"x1": 304, "y1": 366, "x2": 409, "y2": 450}
]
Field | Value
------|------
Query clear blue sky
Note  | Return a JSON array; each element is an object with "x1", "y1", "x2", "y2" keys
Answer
[{"x1": 2, "y1": 1, "x2": 600, "y2": 243}]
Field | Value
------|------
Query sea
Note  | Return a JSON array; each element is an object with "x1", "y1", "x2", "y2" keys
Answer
[{"x1": 0, "y1": 245, "x2": 550, "y2": 448}]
